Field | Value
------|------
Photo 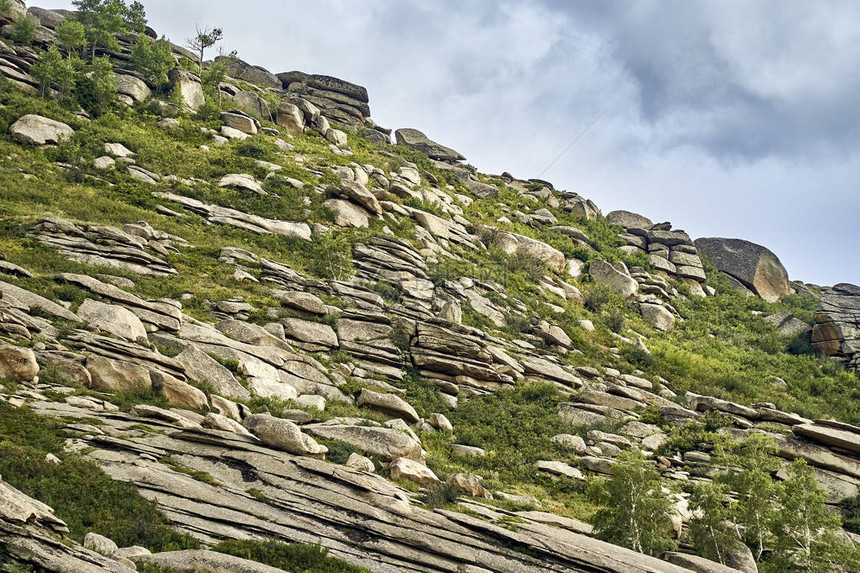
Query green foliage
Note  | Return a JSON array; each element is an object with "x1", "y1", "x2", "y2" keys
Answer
[
  {"x1": 449, "y1": 382, "x2": 569, "y2": 482},
  {"x1": 29, "y1": 45, "x2": 77, "y2": 98},
  {"x1": 0, "y1": 0, "x2": 13, "y2": 18},
  {"x1": 56, "y1": 19, "x2": 87, "y2": 56},
  {"x1": 186, "y1": 24, "x2": 223, "y2": 75},
  {"x1": 211, "y1": 539, "x2": 373, "y2": 573},
  {"x1": 764, "y1": 459, "x2": 858, "y2": 572},
  {"x1": 10, "y1": 14, "x2": 36, "y2": 45},
  {"x1": 686, "y1": 480, "x2": 745, "y2": 565},
  {"x1": 714, "y1": 434, "x2": 782, "y2": 560},
  {"x1": 421, "y1": 482, "x2": 461, "y2": 509},
  {"x1": 317, "y1": 439, "x2": 361, "y2": 465},
  {"x1": 588, "y1": 449, "x2": 677, "y2": 555},
  {"x1": 130, "y1": 35, "x2": 175, "y2": 88},
  {"x1": 0, "y1": 403, "x2": 197, "y2": 551},
  {"x1": 73, "y1": 0, "x2": 145, "y2": 59},
  {"x1": 75, "y1": 55, "x2": 117, "y2": 116}
]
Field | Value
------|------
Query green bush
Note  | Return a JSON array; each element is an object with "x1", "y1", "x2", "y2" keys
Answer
[
  {"x1": 211, "y1": 539, "x2": 372, "y2": 573},
  {"x1": 0, "y1": 403, "x2": 197, "y2": 551}
]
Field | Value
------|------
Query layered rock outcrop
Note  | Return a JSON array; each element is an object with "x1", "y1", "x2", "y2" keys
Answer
[{"x1": 812, "y1": 283, "x2": 860, "y2": 369}]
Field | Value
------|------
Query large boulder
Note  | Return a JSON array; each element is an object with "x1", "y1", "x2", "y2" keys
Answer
[
  {"x1": 168, "y1": 67, "x2": 204, "y2": 111},
  {"x1": 276, "y1": 102, "x2": 304, "y2": 135},
  {"x1": 606, "y1": 210, "x2": 653, "y2": 231},
  {"x1": 243, "y1": 413, "x2": 325, "y2": 455},
  {"x1": 216, "y1": 56, "x2": 281, "y2": 89},
  {"x1": 589, "y1": 259, "x2": 638, "y2": 298},
  {"x1": 304, "y1": 424, "x2": 423, "y2": 461},
  {"x1": 114, "y1": 74, "x2": 151, "y2": 103},
  {"x1": 278, "y1": 70, "x2": 369, "y2": 103},
  {"x1": 389, "y1": 457, "x2": 439, "y2": 487},
  {"x1": 139, "y1": 550, "x2": 287, "y2": 573},
  {"x1": 10, "y1": 114, "x2": 74, "y2": 145},
  {"x1": 394, "y1": 128, "x2": 465, "y2": 161},
  {"x1": 694, "y1": 237, "x2": 793, "y2": 302},
  {"x1": 0, "y1": 344, "x2": 38, "y2": 382},
  {"x1": 86, "y1": 356, "x2": 151, "y2": 392},
  {"x1": 491, "y1": 230, "x2": 566, "y2": 274},
  {"x1": 76, "y1": 299, "x2": 148, "y2": 345},
  {"x1": 357, "y1": 389, "x2": 420, "y2": 423}
]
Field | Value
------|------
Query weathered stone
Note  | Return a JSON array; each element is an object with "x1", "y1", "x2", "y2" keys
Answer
[
  {"x1": 764, "y1": 311, "x2": 812, "y2": 337},
  {"x1": 695, "y1": 237, "x2": 793, "y2": 302},
  {"x1": 168, "y1": 67, "x2": 204, "y2": 111},
  {"x1": 490, "y1": 230, "x2": 566, "y2": 274},
  {"x1": 276, "y1": 102, "x2": 304, "y2": 135},
  {"x1": 281, "y1": 317, "x2": 338, "y2": 349},
  {"x1": 0, "y1": 344, "x2": 38, "y2": 382},
  {"x1": 389, "y1": 457, "x2": 439, "y2": 487},
  {"x1": 535, "y1": 320, "x2": 572, "y2": 347},
  {"x1": 83, "y1": 532, "x2": 118, "y2": 556},
  {"x1": 220, "y1": 173, "x2": 264, "y2": 194},
  {"x1": 793, "y1": 423, "x2": 860, "y2": 456},
  {"x1": 536, "y1": 460, "x2": 585, "y2": 480},
  {"x1": 428, "y1": 412, "x2": 453, "y2": 431},
  {"x1": 332, "y1": 180, "x2": 382, "y2": 215},
  {"x1": 606, "y1": 210, "x2": 653, "y2": 230},
  {"x1": 10, "y1": 114, "x2": 74, "y2": 145},
  {"x1": 357, "y1": 389, "x2": 419, "y2": 423},
  {"x1": 77, "y1": 299, "x2": 148, "y2": 344},
  {"x1": 325, "y1": 198, "x2": 369, "y2": 228},
  {"x1": 243, "y1": 413, "x2": 323, "y2": 455},
  {"x1": 394, "y1": 128, "x2": 464, "y2": 161},
  {"x1": 640, "y1": 303, "x2": 676, "y2": 331},
  {"x1": 86, "y1": 356, "x2": 151, "y2": 392},
  {"x1": 686, "y1": 392, "x2": 758, "y2": 420},
  {"x1": 551, "y1": 434, "x2": 587, "y2": 452},
  {"x1": 140, "y1": 550, "x2": 287, "y2": 573},
  {"x1": 304, "y1": 424, "x2": 423, "y2": 461},
  {"x1": 220, "y1": 56, "x2": 282, "y2": 88},
  {"x1": 448, "y1": 473, "x2": 491, "y2": 498},
  {"x1": 152, "y1": 371, "x2": 207, "y2": 410},
  {"x1": 345, "y1": 452, "x2": 375, "y2": 472},
  {"x1": 93, "y1": 156, "x2": 115, "y2": 169},
  {"x1": 175, "y1": 344, "x2": 250, "y2": 400},
  {"x1": 811, "y1": 284, "x2": 860, "y2": 366},
  {"x1": 114, "y1": 74, "x2": 151, "y2": 103},
  {"x1": 325, "y1": 128, "x2": 349, "y2": 148},
  {"x1": 589, "y1": 259, "x2": 638, "y2": 298},
  {"x1": 664, "y1": 552, "x2": 742, "y2": 573},
  {"x1": 451, "y1": 444, "x2": 486, "y2": 457}
]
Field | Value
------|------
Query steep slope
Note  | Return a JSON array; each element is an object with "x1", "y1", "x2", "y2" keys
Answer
[{"x1": 0, "y1": 3, "x2": 859, "y2": 573}]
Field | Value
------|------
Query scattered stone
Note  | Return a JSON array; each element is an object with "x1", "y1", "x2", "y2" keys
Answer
[
  {"x1": 10, "y1": 114, "x2": 74, "y2": 145},
  {"x1": 83, "y1": 532, "x2": 118, "y2": 556},
  {"x1": 589, "y1": 259, "x2": 638, "y2": 298},
  {"x1": 0, "y1": 344, "x2": 38, "y2": 382},
  {"x1": 448, "y1": 473, "x2": 491, "y2": 498},
  {"x1": 536, "y1": 460, "x2": 585, "y2": 480},
  {"x1": 640, "y1": 303, "x2": 676, "y2": 331},
  {"x1": 389, "y1": 457, "x2": 439, "y2": 487},
  {"x1": 345, "y1": 452, "x2": 375, "y2": 472}
]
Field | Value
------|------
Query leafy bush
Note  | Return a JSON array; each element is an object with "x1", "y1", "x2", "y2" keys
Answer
[
  {"x1": 421, "y1": 482, "x2": 461, "y2": 508},
  {"x1": 588, "y1": 449, "x2": 677, "y2": 555}
]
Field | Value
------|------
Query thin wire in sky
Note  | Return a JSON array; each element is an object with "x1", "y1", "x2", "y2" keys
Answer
[{"x1": 537, "y1": 108, "x2": 606, "y2": 178}]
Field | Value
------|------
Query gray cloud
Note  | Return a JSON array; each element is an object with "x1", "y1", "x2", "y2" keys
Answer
[{"x1": 30, "y1": 0, "x2": 860, "y2": 285}]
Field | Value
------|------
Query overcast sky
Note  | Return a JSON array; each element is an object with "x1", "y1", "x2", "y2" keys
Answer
[{"x1": 36, "y1": 0, "x2": 860, "y2": 286}]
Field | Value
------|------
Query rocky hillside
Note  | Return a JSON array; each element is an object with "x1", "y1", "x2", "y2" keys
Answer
[{"x1": 1, "y1": 2, "x2": 860, "y2": 572}]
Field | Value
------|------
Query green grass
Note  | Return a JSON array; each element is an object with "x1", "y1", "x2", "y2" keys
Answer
[
  {"x1": 0, "y1": 402, "x2": 198, "y2": 551},
  {"x1": 211, "y1": 539, "x2": 373, "y2": 573}
]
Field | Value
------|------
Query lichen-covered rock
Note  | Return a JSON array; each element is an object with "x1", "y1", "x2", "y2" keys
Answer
[{"x1": 243, "y1": 413, "x2": 324, "y2": 455}]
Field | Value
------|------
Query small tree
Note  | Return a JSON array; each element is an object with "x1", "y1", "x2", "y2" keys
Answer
[
  {"x1": 33, "y1": 45, "x2": 78, "y2": 98},
  {"x1": 687, "y1": 480, "x2": 746, "y2": 565},
  {"x1": 56, "y1": 19, "x2": 87, "y2": 57},
  {"x1": 130, "y1": 35, "x2": 174, "y2": 88},
  {"x1": 766, "y1": 459, "x2": 859, "y2": 572},
  {"x1": 589, "y1": 449, "x2": 677, "y2": 556},
  {"x1": 10, "y1": 14, "x2": 36, "y2": 45},
  {"x1": 186, "y1": 24, "x2": 223, "y2": 75},
  {"x1": 73, "y1": 0, "x2": 146, "y2": 60},
  {"x1": 715, "y1": 433, "x2": 782, "y2": 561},
  {"x1": 74, "y1": 54, "x2": 116, "y2": 116}
]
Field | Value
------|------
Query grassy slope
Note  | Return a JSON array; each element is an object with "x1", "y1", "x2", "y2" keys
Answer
[{"x1": 0, "y1": 67, "x2": 857, "y2": 547}]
